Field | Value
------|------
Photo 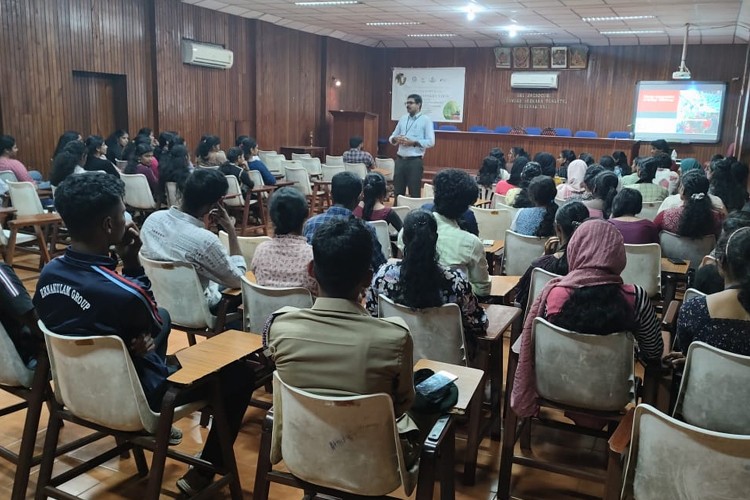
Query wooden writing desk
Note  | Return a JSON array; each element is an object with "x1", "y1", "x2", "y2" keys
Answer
[
  {"x1": 168, "y1": 329, "x2": 263, "y2": 385},
  {"x1": 661, "y1": 257, "x2": 690, "y2": 308},
  {"x1": 483, "y1": 239, "x2": 504, "y2": 255},
  {"x1": 6, "y1": 212, "x2": 62, "y2": 267},
  {"x1": 280, "y1": 145, "x2": 326, "y2": 161},
  {"x1": 490, "y1": 275, "x2": 521, "y2": 303}
]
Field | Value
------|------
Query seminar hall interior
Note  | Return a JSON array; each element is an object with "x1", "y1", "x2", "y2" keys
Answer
[{"x1": 1, "y1": 0, "x2": 750, "y2": 499}]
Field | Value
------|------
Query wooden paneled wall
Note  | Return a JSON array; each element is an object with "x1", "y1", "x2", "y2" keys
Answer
[
  {"x1": 0, "y1": 0, "x2": 154, "y2": 173},
  {"x1": 373, "y1": 45, "x2": 749, "y2": 163}
]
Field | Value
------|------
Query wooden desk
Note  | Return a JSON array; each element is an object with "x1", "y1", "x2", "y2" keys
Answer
[
  {"x1": 168, "y1": 329, "x2": 264, "y2": 385},
  {"x1": 6, "y1": 212, "x2": 63, "y2": 268},
  {"x1": 490, "y1": 275, "x2": 521, "y2": 302},
  {"x1": 483, "y1": 239, "x2": 504, "y2": 255},
  {"x1": 661, "y1": 257, "x2": 690, "y2": 275},
  {"x1": 474, "y1": 199, "x2": 491, "y2": 207},
  {"x1": 280, "y1": 145, "x2": 326, "y2": 161},
  {"x1": 661, "y1": 257, "x2": 691, "y2": 308},
  {"x1": 311, "y1": 179, "x2": 333, "y2": 214}
]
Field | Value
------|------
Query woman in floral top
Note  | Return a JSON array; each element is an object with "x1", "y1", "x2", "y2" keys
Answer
[{"x1": 366, "y1": 209, "x2": 488, "y2": 358}]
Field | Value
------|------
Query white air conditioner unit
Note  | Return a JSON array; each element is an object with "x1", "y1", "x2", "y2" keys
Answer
[
  {"x1": 510, "y1": 72, "x2": 559, "y2": 89},
  {"x1": 181, "y1": 40, "x2": 234, "y2": 69}
]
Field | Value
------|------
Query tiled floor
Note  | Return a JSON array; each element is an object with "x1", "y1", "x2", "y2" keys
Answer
[{"x1": 1, "y1": 252, "x2": 612, "y2": 499}]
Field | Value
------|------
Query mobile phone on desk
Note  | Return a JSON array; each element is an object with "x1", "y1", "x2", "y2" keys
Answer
[
  {"x1": 668, "y1": 257, "x2": 686, "y2": 265},
  {"x1": 416, "y1": 370, "x2": 458, "y2": 397},
  {"x1": 483, "y1": 239, "x2": 494, "y2": 246}
]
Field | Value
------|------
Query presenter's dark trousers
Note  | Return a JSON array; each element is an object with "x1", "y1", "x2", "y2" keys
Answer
[{"x1": 394, "y1": 155, "x2": 424, "y2": 198}]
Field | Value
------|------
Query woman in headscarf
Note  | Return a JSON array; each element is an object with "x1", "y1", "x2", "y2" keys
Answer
[
  {"x1": 510, "y1": 219, "x2": 664, "y2": 418},
  {"x1": 555, "y1": 159, "x2": 588, "y2": 200}
]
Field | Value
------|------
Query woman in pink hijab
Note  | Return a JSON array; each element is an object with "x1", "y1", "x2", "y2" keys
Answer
[
  {"x1": 556, "y1": 159, "x2": 588, "y2": 200},
  {"x1": 510, "y1": 219, "x2": 664, "y2": 417}
]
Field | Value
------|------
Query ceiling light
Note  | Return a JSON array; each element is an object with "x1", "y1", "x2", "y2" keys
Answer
[
  {"x1": 582, "y1": 15, "x2": 655, "y2": 22},
  {"x1": 523, "y1": 32, "x2": 551, "y2": 37},
  {"x1": 508, "y1": 28, "x2": 517, "y2": 38},
  {"x1": 600, "y1": 30, "x2": 664, "y2": 35},
  {"x1": 295, "y1": 1, "x2": 359, "y2": 6},
  {"x1": 407, "y1": 33, "x2": 456, "y2": 38},
  {"x1": 366, "y1": 21, "x2": 421, "y2": 26},
  {"x1": 467, "y1": 9, "x2": 476, "y2": 21}
]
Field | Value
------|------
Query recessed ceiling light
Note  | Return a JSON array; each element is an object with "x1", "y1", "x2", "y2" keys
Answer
[
  {"x1": 295, "y1": 1, "x2": 359, "y2": 6},
  {"x1": 523, "y1": 32, "x2": 551, "y2": 37},
  {"x1": 406, "y1": 33, "x2": 456, "y2": 38},
  {"x1": 582, "y1": 15, "x2": 655, "y2": 22},
  {"x1": 365, "y1": 21, "x2": 422, "y2": 26},
  {"x1": 600, "y1": 30, "x2": 664, "y2": 35}
]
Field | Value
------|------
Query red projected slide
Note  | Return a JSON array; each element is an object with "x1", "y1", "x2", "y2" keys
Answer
[{"x1": 637, "y1": 90, "x2": 680, "y2": 113}]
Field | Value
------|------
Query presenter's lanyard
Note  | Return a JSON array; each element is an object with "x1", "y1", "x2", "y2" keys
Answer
[{"x1": 404, "y1": 114, "x2": 421, "y2": 136}]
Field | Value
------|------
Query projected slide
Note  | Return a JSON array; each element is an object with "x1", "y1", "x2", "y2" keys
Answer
[{"x1": 633, "y1": 82, "x2": 726, "y2": 143}]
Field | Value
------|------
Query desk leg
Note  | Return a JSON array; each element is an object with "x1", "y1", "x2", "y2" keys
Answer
[
  {"x1": 662, "y1": 273, "x2": 677, "y2": 308},
  {"x1": 463, "y1": 375, "x2": 483, "y2": 485},
  {"x1": 33, "y1": 225, "x2": 51, "y2": 264},
  {"x1": 5, "y1": 225, "x2": 18, "y2": 266}
]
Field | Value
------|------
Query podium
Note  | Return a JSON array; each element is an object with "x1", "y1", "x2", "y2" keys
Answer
[{"x1": 328, "y1": 110, "x2": 378, "y2": 158}]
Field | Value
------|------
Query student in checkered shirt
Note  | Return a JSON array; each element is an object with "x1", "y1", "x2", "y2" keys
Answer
[{"x1": 342, "y1": 136, "x2": 375, "y2": 169}]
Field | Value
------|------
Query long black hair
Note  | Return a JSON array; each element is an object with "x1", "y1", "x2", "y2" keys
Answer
[
  {"x1": 507, "y1": 156, "x2": 529, "y2": 186},
  {"x1": 513, "y1": 161, "x2": 542, "y2": 208},
  {"x1": 361, "y1": 171, "x2": 387, "y2": 220},
  {"x1": 551, "y1": 285, "x2": 638, "y2": 334},
  {"x1": 158, "y1": 145, "x2": 191, "y2": 200},
  {"x1": 398, "y1": 210, "x2": 448, "y2": 309},
  {"x1": 613, "y1": 150, "x2": 630, "y2": 175},
  {"x1": 592, "y1": 171, "x2": 619, "y2": 219},
  {"x1": 549, "y1": 201, "x2": 590, "y2": 275},
  {"x1": 478, "y1": 156, "x2": 500, "y2": 188},
  {"x1": 720, "y1": 226, "x2": 750, "y2": 314},
  {"x1": 196, "y1": 135, "x2": 221, "y2": 162},
  {"x1": 124, "y1": 143, "x2": 153, "y2": 174},
  {"x1": 678, "y1": 170, "x2": 714, "y2": 238},
  {"x1": 52, "y1": 131, "x2": 80, "y2": 159},
  {"x1": 528, "y1": 176, "x2": 558, "y2": 237},
  {"x1": 710, "y1": 158, "x2": 748, "y2": 212}
]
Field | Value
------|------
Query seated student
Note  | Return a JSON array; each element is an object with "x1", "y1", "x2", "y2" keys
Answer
[
  {"x1": 710, "y1": 158, "x2": 748, "y2": 213},
  {"x1": 353, "y1": 171, "x2": 403, "y2": 231},
  {"x1": 367, "y1": 210, "x2": 488, "y2": 359},
  {"x1": 556, "y1": 159, "x2": 587, "y2": 200},
  {"x1": 251, "y1": 187, "x2": 318, "y2": 295},
  {"x1": 652, "y1": 152, "x2": 680, "y2": 194},
  {"x1": 511, "y1": 176, "x2": 558, "y2": 237},
  {"x1": 533, "y1": 152, "x2": 557, "y2": 178},
  {"x1": 50, "y1": 141, "x2": 87, "y2": 187},
  {"x1": 266, "y1": 217, "x2": 422, "y2": 466},
  {"x1": 654, "y1": 170, "x2": 724, "y2": 238},
  {"x1": 51, "y1": 131, "x2": 82, "y2": 160},
  {"x1": 507, "y1": 162, "x2": 542, "y2": 208},
  {"x1": 608, "y1": 188, "x2": 659, "y2": 244},
  {"x1": 304, "y1": 171, "x2": 386, "y2": 271},
  {"x1": 195, "y1": 135, "x2": 227, "y2": 167},
  {"x1": 218, "y1": 146, "x2": 254, "y2": 195},
  {"x1": 671, "y1": 226, "x2": 750, "y2": 358},
  {"x1": 623, "y1": 156, "x2": 669, "y2": 203},
  {"x1": 692, "y1": 212, "x2": 750, "y2": 295},
  {"x1": 140, "y1": 169, "x2": 246, "y2": 310},
  {"x1": 477, "y1": 155, "x2": 501, "y2": 189},
  {"x1": 512, "y1": 201, "x2": 590, "y2": 311},
  {"x1": 1, "y1": 263, "x2": 43, "y2": 369},
  {"x1": 342, "y1": 136, "x2": 375, "y2": 169},
  {"x1": 579, "y1": 152, "x2": 595, "y2": 166},
  {"x1": 239, "y1": 137, "x2": 277, "y2": 186},
  {"x1": 557, "y1": 149, "x2": 576, "y2": 179},
  {"x1": 123, "y1": 143, "x2": 159, "y2": 196},
  {"x1": 105, "y1": 129, "x2": 130, "y2": 165},
  {"x1": 83, "y1": 135, "x2": 120, "y2": 177},
  {"x1": 0, "y1": 135, "x2": 37, "y2": 182},
  {"x1": 154, "y1": 131, "x2": 177, "y2": 161},
  {"x1": 657, "y1": 161, "x2": 726, "y2": 215},
  {"x1": 612, "y1": 150, "x2": 631, "y2": 176},
  {"x1": 583, "y1": 171, "x2": 618, "y2": 219},
  {"x1": 495, "y1": 156, "x2": 527, "y2": 195},
  {"x1": 32, "y1": 173, "x2": 254, "y2": 496},
  {"x1": 511, "y1": 219, "x2": 664, "y2": 417},
  {"x1": 157, "y1": 144, "x2": 192, "y2": 204}
]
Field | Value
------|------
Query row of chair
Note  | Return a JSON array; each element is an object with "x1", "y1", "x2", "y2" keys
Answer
[{"x1": 437, "y1": 125, "x2": 629, "y2": 138}]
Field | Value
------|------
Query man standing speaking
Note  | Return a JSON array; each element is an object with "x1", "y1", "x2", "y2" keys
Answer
[{"x1": 389, "y1": 94, "x2": 435, "y2": 198}]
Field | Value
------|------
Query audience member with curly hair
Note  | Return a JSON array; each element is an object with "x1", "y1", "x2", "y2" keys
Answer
[{"x1": 710, "y1": 158, "x2": 749, "y2": 212}]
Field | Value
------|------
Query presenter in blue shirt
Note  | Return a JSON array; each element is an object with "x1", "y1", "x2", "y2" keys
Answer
[{"x1": 389, "y1": 94, "x2": 435, "y2": 197}]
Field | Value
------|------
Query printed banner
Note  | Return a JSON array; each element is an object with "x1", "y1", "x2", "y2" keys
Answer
[{"x1": 391, "y1": 67, "x2": 466, "y2": 123}]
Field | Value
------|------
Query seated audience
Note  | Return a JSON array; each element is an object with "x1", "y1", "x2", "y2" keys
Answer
[
  {"x1": 50, "y1": 141, "x2": 87, "y2": 187},
  {"x1": 487, "y1": 147, "x2": 509, "y2": 182},
  {"x1": 608, "y1": 188, "x2": 659, "y2": 244},
  {"x1": 0, "y1": 135, "x2": 37, "y2": 182},
  {"x1": 123, "y1": 143, "x2": 159, "y2": 196},
  {"x1": 33, "y1": 172, "x2": 254, "y2": 496},
  {"x1": 511, "y1": 219, "x2": 664, "y2": 417},
  {"x1": 353, "y1": 171, "x2": 403, "y2": 231},
  {"x1": 620, "y1": 156, "x2": 646, "y2": 186},
  {"x1": 195, "y1": 135, "x2": 227, "y2": 167},
  {"x1": 556, "y1": 159, "x2": 587, "y2": 200},
  {"x1": 495, "y1": 156, "x2": 528, "y2": 195},
  {"x1": 583, "y1": 171, "x2": 618, "y2": 218},
  {"x1": 652, "y1": 152, "x2": 680, "y2": 194},
  {"x1": 658, "y1": 166, "x2": 726, "y2": 215},
  {"x1": 650, "y1": 139, "x2": 675, "y2": 169},
  {"x1": 710, "y1": 158, "x2": 749, "y2": 212},
  {"x1": 507, "y1": 146, "x2": 528, "y2": 164},
  {"x1": 557, "y1": 149, "x2": 576, "y2": 179},
  {"x1": 673, "y1": 226, "x2": 750, "y2": 357},
  {"x1": 512, "y1": 201, "x2": 590, "y2": 311},
  {"x1": 342, "y1": 136, "x2": 375, "y2": 169},
  {"x1": 304, "y1": 171, "x2": 386, "y2": 271},
  {"x1": 612, "y1": 150, "x2": 630, "y2": 176},
  {"x1": 105, "y1": 129, "x2": 129, "y2": 165},
  {"x1": 533, "y1": 152, "x2": 557, "y2": 178},
  {"x1": 137, "y1": 127, "x2": 159, "y2": 147},
  {"x1": 240, "y1": 137, "x2": 276, "y2": 186},
  {"x1": 654, "y1": 170, "x2": 724, "y2": 238},
  {"x1": 477, "y1": 155, "x2": 501, "y2": 188},
  {"x1": 508, "y1": 162, "x2": 542, "y2": 208},
  {"x1": 1, "y1": 263, "x2": 43, "y2": 368},
  {"x1": 573, "y1": 164, "x2": 604, "y2": 202},
  {"x1": 579, "y1": 152, "x2": 595, "y2": 166},
  {"x1": 51, "y1": 131, "x2": 81, "y2": 160},
  {"x1": 623, "y1": 156, "x2": 669, "y2": 203},
  {"x1": 154, "y1": 131, "x2": 177, "y2": 161},
  {"x1": 140, "y1": 169, "x2": 246, "y2": 310},
  {"x1": 598, "y1": 155, "x2": 616, "y2": 172},
  {"x1": 219, "y1": 146, "x2": 254, "y2": 195},
  {"x1": 692, "y1": 211, "x2": 750, "y2": 294},
  {"x1": 158, "y1": 144, "x2": 192, "y2": 204},
  {"x1": 367, "y1": 209, "x2": 488, "y2": 358},
  {"x1": 251, "y1": 187, "x2": 318, "y2": 295},
  {"x1": 83, "y1": 135, "x2": 119, "y2": 177},
  {"x1": 511, "y1": 176, "x2": 558, "y2": 237}
]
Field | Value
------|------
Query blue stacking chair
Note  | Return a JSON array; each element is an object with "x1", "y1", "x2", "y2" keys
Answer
[
  {"x1": 469, "y1": 125, "x2": 491, "y2": 133},
  {"x1": 574, "y1": 130, "x2": 598, "y2": 138},
  {"x1": 494, "y1": 126, "x2": 512, "y2": 134},
  {"x1": 525, "y1": 127, "x2": 542, "y2": 135},
  {"x1": 439, "y1": 125, "x2": 459, "y2": 131},
  {"x1": 554, "y1": 128, "x2": 573, "y2": 137},
  {"x1": 607, "y1": 131, "x2": 630, "y2": 139}
]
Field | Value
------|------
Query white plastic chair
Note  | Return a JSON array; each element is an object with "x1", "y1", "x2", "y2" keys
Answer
[
  {"x1": 495, "y1": 201, "x2": 519, "y2": 220},
  {"x1": 284, "y1": 165, "x2": 314, "y2": 196},
  {"x1": 396, "y1": 195, "x2": 433, "y2": 213},
  {"x1": 422, "y1": 183, "x2": 435, "y2": 198},
  {"x1": 659, "y1": 231, "x2": 716, "y2": 270},
  {"x1": 258, "y1": 150, "x2": 278, "y2": 165},
  {"x1": 0, "y1": 323, "x2": 34, "y2": 389},
  {"x1": 492, "y1": 193, "x2": 507, "y2": 208},
  {"x1": 115, "y1": 159, "x2": 128, "y2": 171},
  {"x1": 265, "y1": 154, "x2": 284, "y2": 175},
  {"x1": 7, "y1": 181, "x2": 44, "y2": 216},
  {"x1": 621, "y1": 404, "x2": 750, "y2": 500},
  {"x1": 223, "y1": 175, "x2": 246, "y2": 209},
  {"x1": 240, "y1": 275, "x2": 313, "y2": 333},
  {"x1": 325, "y1": 155, "x2": 344, "y2": 166},
  {"x1": 503, "y1": 229, "x2": 547, "y2": 276},
  {"x1": 344, "y1": 162, "x2": 367, "y2": 180},
  {"x1": 321, "y1": 164, "x2": 345, "y2": 182},
  {"x1": 300, "y1": 157, "x2": 322, "y2": 178},
  {"x1": 673, "y1": 342, "x2": 750, "y2": 435},
  {"x1": 378, "y1": 295, "x2": 465, "y2": 365},
  {"x1": 291, "y1": 153, "x2": 311, "y2": 161},
  {"x1": 165, "y1": 181, "x2": 180, "y2": 207},
  {"x1": 470, "y1": 206, "x2": 512, "y2": 241},
  {"x1": 390, "y1": 206, "x2": 410, "y2": 230},
  {"x1": 368, "y1": 220, "x2": 392, "y2": 259},
  {"x1": 682, "y1": 287, "x2": 705, "y2": 304},
  {"x1": 375, "y1": 157, "x2": 394, "y2": 181},
  {"x1": 524, "y1": 267, "x2": 559, "y2": 320},
  {"x1": 120, "y1": 173, "x2": 159, "y2": 211},
  {"x1": 0, "y1": 170, "x2": 18, "y2": 183},
  {"x1": 218, "y1": 230, "x2": 271, "y2": 270},
  {"x1": 622, "y1": 243, "x2": 662, "y2": 298}
]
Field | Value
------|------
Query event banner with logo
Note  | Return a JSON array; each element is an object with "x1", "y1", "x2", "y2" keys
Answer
[{"x1": 391, "y1": 67, "x2": 466, "y2": 123}]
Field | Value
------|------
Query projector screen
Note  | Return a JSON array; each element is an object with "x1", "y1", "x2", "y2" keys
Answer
[{"x1": 632, "y1": 81, "x2": 727, "y2": 144}]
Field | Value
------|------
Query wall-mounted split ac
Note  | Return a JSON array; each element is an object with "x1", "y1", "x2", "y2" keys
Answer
[
  {"x1": 181, "y1": 40, "x2": 234, "y2": 69},
  {"x1": 510, "y1": 72, "x2": 559, "y2": 89}
]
